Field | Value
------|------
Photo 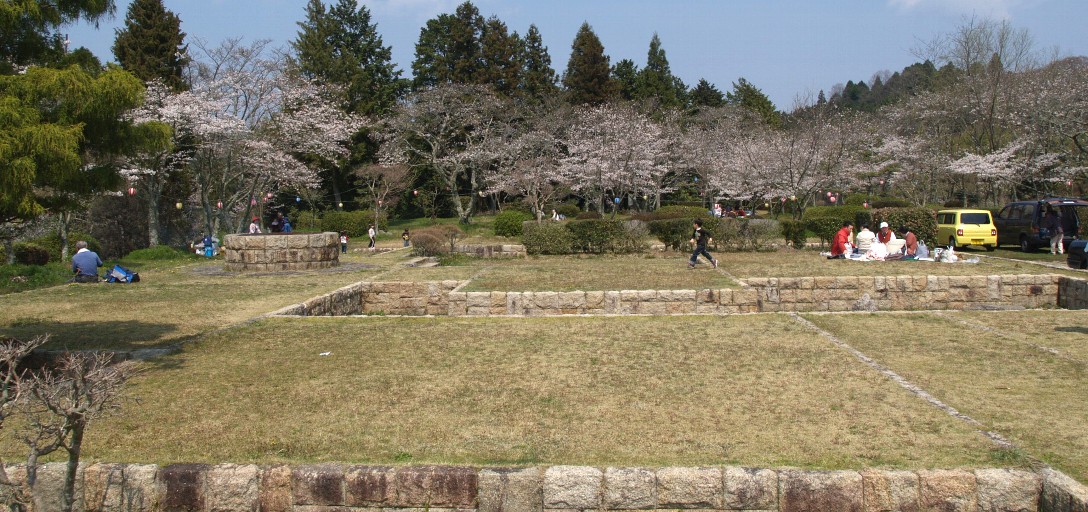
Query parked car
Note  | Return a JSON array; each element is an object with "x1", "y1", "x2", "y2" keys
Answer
[
  {"x1": 1068, "y1": 240, "x2": 1088, "y2": 269},
  {"x1": 936, "y1": 209, "x2": 997, "y2": 251},
  {"x1": 994, "y1": 198, "x2": 1088, "y2": 252}
]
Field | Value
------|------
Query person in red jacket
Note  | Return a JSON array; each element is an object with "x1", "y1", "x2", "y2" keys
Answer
[{"x1": 829, "y1": 220, "x2": 854, "y2": 259}]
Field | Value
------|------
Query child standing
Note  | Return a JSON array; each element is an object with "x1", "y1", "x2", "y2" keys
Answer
[
  {"x1": 688, "y1": 219, "x2": 718, "y2": 269},
  {"x1": 402, "y1": 229, "x2": 410, "y2": 247},
  {"x1": 340, "y1": 232, "x2": 348, "y2": 253},
  {"x1": 367, "y1": 224, "x2": 376, "y2": 251}
]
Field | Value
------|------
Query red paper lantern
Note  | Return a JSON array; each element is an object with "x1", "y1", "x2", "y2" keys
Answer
[
  {"x1": 413, "y1": 190, "x2": 419, "y2": 196},
  {"x1": 830, "y1": 196, "x2": 838, "y2": 203},
  {"x1": 127, "y1": 187, "x2": 136, "y2": 196},
  {"x1": 1067, "y1": 180, "x2": 1074, "y2": 187},
  {"x1": 216, "y1": 201, "x2": 223, "y2": 209},
  {"x1": 780, "y1": 197, "x2": 786, "y2": 202},
  {"x1": 863, "y1": 202, "x2": 869, "y2": 208},
  {"x1": 250, "y1": 198, "x2": 257, "y2": 206},
  {"x1": 266, "y1": 192, "x2": 273, "y2": 199},
  {"x1": 826, "y1": 191, "x2": 833, "y2": 198}
]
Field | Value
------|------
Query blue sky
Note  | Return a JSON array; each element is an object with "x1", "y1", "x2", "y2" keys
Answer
[{"x1": 67, "y1": 0, "x2": 1088, "y2": 108}]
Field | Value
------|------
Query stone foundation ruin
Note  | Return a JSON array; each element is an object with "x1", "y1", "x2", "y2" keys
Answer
[{"x1": 222, "y1": 232, "x2": 340, "y2": 272}]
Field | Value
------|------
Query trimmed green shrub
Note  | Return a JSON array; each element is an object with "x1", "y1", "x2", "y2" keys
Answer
[
  {"x1": 738, "y1": 219, "x2": 781, "y2": 251},
  {"x1": 13, "y1": 243, "x2": 50, "y2": 265},
  {"x1": 522, "y1": 222, "x2": 574, "y2": 255},
  {"x1": 803, "y1": 206, "x2": 865, "y2": 245},
  {"x1": 648, "y1": 218, "x2": 693, "y2": 251},
  {"x1": 567, "y1": 219, "x2": 621, "y2": 253},
  {"x1": 575, "y1": 211, "x2": 602, "y2": 220},
  {"x1": 780, "y1": 219, "x2": 808, "y2": 248},
  {"x1": 124, "y1": 246, "x2": 193, "y2": 261},
  {"x1": 494, "y1": 211, "x2": 533, "y2": 237},
  {"x1": 553, "y1": 202, "x2": 581, "y2": 218},
  {"x1": 871, "y1": 207, "x2": 938, "y2": 245},
  {"x1": 653, "y1": 205, "x2": 710, "y2": 220},
  {"x1": 319, "y1": 210, "x2": 387, "y2": 237},
  {"x1": 32, "y1": 232, "x2": 101, "y2": 262},
  {"x1": 871, "y1": 197, "x2": 912, "y2": 208}
]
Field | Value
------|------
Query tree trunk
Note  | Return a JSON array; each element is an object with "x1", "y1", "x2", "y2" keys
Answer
[
  {"x1": 26, "y1": 451, "x2": 40, "y2": 512},
  {"x1": 62, "y1": 422, "x2": 84, "y2": 512},
  {"x1": 58, "y1": 211, "x2": 71, "y2": 262},
  {"x1": 146, "y1": 178, "x2": 163, "y2": 247}
]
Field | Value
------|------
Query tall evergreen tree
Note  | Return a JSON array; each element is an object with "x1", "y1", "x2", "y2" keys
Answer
[
  {"x1": 519, "y1": 24, "x2": 558, "y2": 102},
  {"x1": 112, "y1": 0, "x2": 188, "y2": 91},
  {"x1": 412, "y1": 1, "x2": 484, "y2": 88},
  {"x1": 1, "y1": 0, "x2": 116, "y2": 73},
  {"x1": 635, "y1": 33, "x2": 681, "y2": 107},
  {"x1": 727, "y1": 77, "x2": 780, "y2": 127},
  {"x1": 291, "y1": 0, "x2": 402, "y2": 115},
  {"x1": 562, "y1": 22, "x2": 614, "y2": 105},
  {"x1": 690, "y1": 78, "x2": 724, "y2": 108},
  {"x1": 478, "y1": 16, "x2": 521, "y2": 97},
  {"x1": 611, "y1": 59, "x2": 639, "y2": 101}
]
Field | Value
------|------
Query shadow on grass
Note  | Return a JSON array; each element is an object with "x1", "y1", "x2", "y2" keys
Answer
[
  {"x1": 1055, "y1": 326, "x2": 1088, "y2": 335},
  {"x1": 2, "y1": 319, "x2": 181, "y2": 351}
]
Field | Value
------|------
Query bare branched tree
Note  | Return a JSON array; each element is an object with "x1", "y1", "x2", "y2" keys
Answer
[{"x1": 0, "y1": 336, "x2": 47, "y2": 510}]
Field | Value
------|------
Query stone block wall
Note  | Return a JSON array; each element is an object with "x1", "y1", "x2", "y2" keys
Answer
[
  {"x1": 6, "y1": 463, "x2": 1085, "y2": 511},
  {"x1": 454, "y1": 244, "x2": 527, "y2": 258},
  {"x1": 272, "y1": 281, "x2": 464, "y2": 317},
  {"x1": 1058, "y1": 276, "x2": 1088, "y2": 309},
  {"x1": 223, "y1": 232, "x2": 340, "y2": 272},
  {"x1": 447, "y1": 274, "x2": 1060, "y2": 317}
]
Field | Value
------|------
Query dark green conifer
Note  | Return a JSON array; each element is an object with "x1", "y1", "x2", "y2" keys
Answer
[
  {"x1": 112, "y1": 0, "x2": 188, "y2": 91},
  {"x1": 562, "y1": 22, "x2": 615, "y2": 105}
]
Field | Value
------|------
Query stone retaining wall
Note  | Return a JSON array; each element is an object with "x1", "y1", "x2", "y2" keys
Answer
[
  {"x1": 273, "y1": 281, "x2": 464, "y2": 317},
  {"x1": 449, "y1": 274, "x2": 1063, "y2": 317},
  {"x1": 275, "y1": 275, "x2": 1081, "y2": 317},
  {"x1": 5, "y1": 463, "x2": 1086, "y2": 511},
  {"x1": 223, "y1": 232, "x2": 340, "y2": 272},
  {"x1": 454, "y1": 243, "x2": 527, "y2": 258},
  {"x1": 1058, "y1": 276, "x2": 1088, "y2": 309}
]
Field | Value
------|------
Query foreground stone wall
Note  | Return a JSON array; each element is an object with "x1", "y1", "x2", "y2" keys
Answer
[
  {"x1": 448, "y1": 274, "x2": 1062, "y2": 317},
  {"x1": 223, "y1": 233, "x2": 340, "y2": 272},
  {"x1": 6, "y1": 463, "x2": 1087, "y2": 512}
]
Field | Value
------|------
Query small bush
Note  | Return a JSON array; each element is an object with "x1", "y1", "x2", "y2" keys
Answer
[
  {"x1": 494, "y1": 210, "x2": 533, "y2": 237},
  {"x1": 780, "y1": 219, "x2": 808, "y2": 248},
  {"x1": 13, "y1": 243, "x2": 50, "y2": 265},
  {"x1": 319, "y1": 210, "x2": 387, "y2": 237},
  {"x1": 871, "y1": 197, "x2": 912, "y2": 208},
  {"x1": 803, "y1": 206, "x2": 865, "y2": 245},
  {"x1": 522, "y1": 222, "x2": 574, "y2": 255},
  {"x1": 871, "y1": 207, "x2": 938, "y2": 245},
  {"x1": 575, "y1": 211, "x2": 602, "y2": 220},
  {"x1": 552, "y1": 202, "x2": 581, "y2": 218},
  {"x1": 32, "y1": 232, "x2": 102, "y2": 261},
  {"x1": 412, "y1": 225, "x2": 464, "y2": 256},
  {"x1": 124, "y1": 246, "x2": 192, "y2": 261},
  {"x1": 653, "y1": 205, "x2": 710, "y2": 220},
  {"x1": 410, "y1": 232, "x2": 445, "y2": 256},
  {"x1": 738, "y1": 219, "x2": 781, "y2": 251},
  {"x1": 648, "y1": 218, "x2": 698, "y2": 251}
]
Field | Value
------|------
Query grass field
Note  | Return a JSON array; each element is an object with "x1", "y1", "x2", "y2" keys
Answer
[
  {"x1": 0, "y1": 244, "x2": 1085, "y2": 483},
  {"x1": 73, "y1": 315, "x2": 998, "y2": 468}
]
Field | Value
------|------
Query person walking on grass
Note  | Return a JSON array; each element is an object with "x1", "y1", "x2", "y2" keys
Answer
[
  {"x1": 367, "y1": 224, "x2": 376, "y2": 251},
  {"x1": 688, "y1": 219, "x2": 718, "y2": 269}
]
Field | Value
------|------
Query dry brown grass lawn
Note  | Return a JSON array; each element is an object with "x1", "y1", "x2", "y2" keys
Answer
[
  {"x1": 62, "y1": 315, "x2": 1003, "y2": 468},
  {"x1": 803, "y1": 311, "x2": 1088, "y2": 481},
  {"x1": 462, "y1": 254, "x2": 736, "y2": 292},
  {"x1": 0, "y1": 261, "x2": 382, "y2": 351}
]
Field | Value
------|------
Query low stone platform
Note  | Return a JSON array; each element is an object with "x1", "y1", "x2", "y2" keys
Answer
[
  {"x1": 222, "y1": 232, "x2": 340, "y2": 272},
  {"x1": 5, "y1": 462, "x2": 1085, "y2": 511}
]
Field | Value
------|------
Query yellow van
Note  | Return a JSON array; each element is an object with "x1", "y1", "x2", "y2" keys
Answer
[{"x1": 936, "y1": 209, "x2": 997, "y2": 250}]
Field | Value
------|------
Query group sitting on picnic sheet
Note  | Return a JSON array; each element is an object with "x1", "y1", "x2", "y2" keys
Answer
[{"x1": 828, "y1": 221, "x2": 937, "y2": 261}]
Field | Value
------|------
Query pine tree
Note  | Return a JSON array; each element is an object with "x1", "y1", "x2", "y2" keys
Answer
[
  {"x1": 479, "y1": 16, "x2": 522, "y2": 97},
  {"x1": 562, "y1": 22, "x2": 615, "y2": 105},
  {"x1": 112, "y1": 0, "x2": 188, "y2": 91},
  {"x1": 292, "y1": 0, "x2": 402, "y2": 115},
  {"x1": 690, "y1": 78, "x2": 724, "y2": 108},
  {"x1": 634, "y1": 33, "x2": 681, "y2": 108},
  {"x1": 412, "y1": 1, "x2": 484, "y2": 88},
  {"x1": 519, "y1": 24, "x2": 558, "y2": 102},
  {"x1": 611, "y1": 59, "x2": 639, "y2": 100},
  {"x1": 1, "y1": 0, "x2": 115, "y2": 73},
  {"x1": 726, "y1": 77, "x2": 780, "y2": 127}
]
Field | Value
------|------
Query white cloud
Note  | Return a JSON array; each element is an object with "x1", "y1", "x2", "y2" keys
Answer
[{"x1": 887, "y1": 0, "x2": 1032, "y2": 19}]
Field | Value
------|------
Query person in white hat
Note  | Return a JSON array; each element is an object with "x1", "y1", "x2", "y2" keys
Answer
[{"x1": 877, "y1": 221, "x2": 896, "y2": 244}]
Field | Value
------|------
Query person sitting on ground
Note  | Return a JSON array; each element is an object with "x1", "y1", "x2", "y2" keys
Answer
[
  {"x1": 734, "y1": 206, "x2": 746, "y2": 218},
  {"x1": 249, "y1": 217, "x2": 261, "y2": 234},
  {"x1": 69, "y1": 240, "x2": 103, "y2": 283},
  {"x1": 551, "y1": 209, "x2": 560, "y2": 221},
  {"x1": 877, "y1": 221, "x2": 896, "y2": 244},
  {"x1": 855, "y1": 224, "x2": 876, "y2": 254},
  {"x1": 899, "y1": 226, "x2": 918, "y2": 258},
  {"x1": 270, "y1": 212, "x2": 284, "y2": 233},
  {"x1": 829, "y1": 220, "x2": 854, "y2": 259},
  {"x1": 202, "y1": 232, "x2": 214, "y2": 257},
  {"x1": 282, "y1": 213, "x2": 292, "y2": 233}
]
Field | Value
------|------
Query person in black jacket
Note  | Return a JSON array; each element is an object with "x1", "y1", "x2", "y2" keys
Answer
[{"x1": 688, "y1": 219, "x2": 718, "y2": 269}]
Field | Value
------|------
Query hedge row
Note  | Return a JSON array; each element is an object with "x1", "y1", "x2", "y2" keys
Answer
[
  {"x1": 802, "y1": 206, "x2": 938, "y2": 246},
  {"x1": 522, "y1": 219, "x2": 647, "y2": 255},
  {"x1": 648, "y1": 218, "x2": 780, "y2": 252},
  {"x1": 319, "y1": 210, "x2": 387, "y2": 237}
]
